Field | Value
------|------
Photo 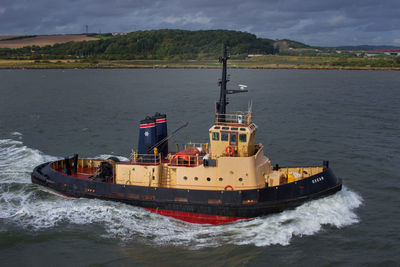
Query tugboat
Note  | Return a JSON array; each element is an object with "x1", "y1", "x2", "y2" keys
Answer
[{"x1": 31, "y1": 45, "x2": 342, "y2": 225}]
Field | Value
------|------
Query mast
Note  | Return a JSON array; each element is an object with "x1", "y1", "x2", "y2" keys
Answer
[
  {"x1": 217, "y1": 44, "x2": 229, "y2": 115},
  {"x1": 216, "y1": 44, "x2": 248, "y2": 117}
]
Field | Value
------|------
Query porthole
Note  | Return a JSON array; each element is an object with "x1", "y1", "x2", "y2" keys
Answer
[
  {"x1": 218, "y1": 177, "x2": 223, "y2": 182},
  {"x1": 194, "y1": 177, "x2": 198, "y2": 181},
  {"x1": 207, "y1": 177, "x2": 211, "y2": 182},
  {"x1": 239, "y1": 177, "x2": 243, "y2": 182},
  {"x1": 183, "y1": 176, "x2": 188, "y2": 180}
]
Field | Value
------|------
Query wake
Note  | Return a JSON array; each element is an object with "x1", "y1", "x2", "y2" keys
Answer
[{"x1": 0, "y1": 136, "x2": 362, "y2": 248}]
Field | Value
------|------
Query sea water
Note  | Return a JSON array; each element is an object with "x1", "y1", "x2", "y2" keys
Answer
[{"x1": 0, "y1": 69, "x2": 398, "y2": 266}]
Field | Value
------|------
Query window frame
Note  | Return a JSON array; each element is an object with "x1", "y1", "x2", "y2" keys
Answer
[
  {"x1": 212, "y1": 132, "x2": 220, "y2": 141},
  {"x1": 230, "y1": 132, "x2": 237, "y2": 145},
  {"x1": 221, "y1": 132, "x2": 229, "y2": 141},
  {"x1": 239, "y1": 133, "x2": 247, "y2": 143}
]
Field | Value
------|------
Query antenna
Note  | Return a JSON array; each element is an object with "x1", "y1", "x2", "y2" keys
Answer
[
  {"x1": 217, "y1": 43, "x2": 229, "y2": 115},
  {"x1": 216, "y1": 44, "x2": 248, "y2": 116},
  {"x1": 238, "y1": 84, "x2": 248, "y2": 90},
  {"x1": 85, "y1": 25, "x2": 88, "y2": 34},
  {"x1": 248, "y1": 100, "x2": 253, "y2": 113}
]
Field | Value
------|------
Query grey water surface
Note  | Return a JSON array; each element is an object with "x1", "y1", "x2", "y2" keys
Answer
[{"x1": 0, "y1": 69, "x2": 399, "y2": 266}]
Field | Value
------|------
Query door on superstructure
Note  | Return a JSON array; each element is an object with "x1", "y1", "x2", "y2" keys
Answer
[{"x1": 230, "y1": 132, "x2": 237, "y2": 146}]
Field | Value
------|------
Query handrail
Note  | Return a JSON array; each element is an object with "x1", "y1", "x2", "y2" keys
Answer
[
  {"x1": 173, "y1": 142, "x2": 209, "y2": 154},
  {"x1": 183, "y1": 142, "x2": 209, "y2": 153},
  {"x1": 169, "y1": 153, "x2": 204, "y2": 167},
  {"x1": 130, "y1": 151, "x2": 161, "y2": 165},
  {"x1": 215, "y1": 111, "x2": 251, "y2": 126},
  {"x1": 279, "y1": 166, "x2": 324, "y2": 179}
]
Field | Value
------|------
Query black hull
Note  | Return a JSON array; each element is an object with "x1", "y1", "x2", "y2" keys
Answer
[{"x1": 32, "y1": 162, "x2": 342, "y2": 224}]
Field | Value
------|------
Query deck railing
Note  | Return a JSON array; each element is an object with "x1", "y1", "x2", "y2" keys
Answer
[
  {"x1": 173, "y1": 142, "x2": 209, "y2": 154},
  {"x1": 215, "y1": 111, "x2": 251, "y2": 126},
  {"x1": 168, "y1": 153, "x2": 205, "y2": 167},
  {"x1": 130, "y1": 151, "x2": 161, "y2": 165},
  {"x1": 183, "y1": 142, "x2": 209, "y2": 153}
]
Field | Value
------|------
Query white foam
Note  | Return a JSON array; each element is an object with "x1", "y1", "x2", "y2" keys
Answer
[
  {"x1": 97, "y1": 154, "x2": 130, "y2": 161},
  {"x1": 0, "y1": 138, "x2": 362, "y2": 248},
  {"x1": 0, "y1": 139, "x2": 58, "y2": 184},
  {"x1": 10, "y1": 132, "x2": 23, "y2": 137}
]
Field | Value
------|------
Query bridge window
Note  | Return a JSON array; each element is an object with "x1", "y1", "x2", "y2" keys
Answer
[
  {"x1": 239, "y1": 134, "x2": 247, "y2": 142},
  {"x1": 212, "y1": 132, "x2": 219, "y2": 141},
  {"x1": 221, "y1": 132, "x2": 229, "y2": 141},
  {"x1": 230, "y1": 133, "x2": 237, "y2": 145}
]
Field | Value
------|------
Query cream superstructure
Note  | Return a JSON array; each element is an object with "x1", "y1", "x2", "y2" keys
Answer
[{"x1": 109, "y1": 112, "x2": 323, "y2": 191}]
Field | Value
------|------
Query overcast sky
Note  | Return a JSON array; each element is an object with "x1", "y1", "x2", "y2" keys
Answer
[{"x1": 1, "y1": 0, "x2": 399, "y2": 46}]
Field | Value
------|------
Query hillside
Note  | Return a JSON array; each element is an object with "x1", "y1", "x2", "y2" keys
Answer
[
  {"x1": 333, "y1": 45, "x2": 400, "y2": 51},
  {"x1": 0, "y1": 34, "x2": 99, "y2": 49},
  {"x1": 274, "y1": 39, "x2": 310, "y2": 50},
  {"x1": 0, "y1": 30, "x2": 276, "y2": 60}
]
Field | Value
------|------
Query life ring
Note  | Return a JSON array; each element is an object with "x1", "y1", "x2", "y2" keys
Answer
[
  {"x1": 225, "y1": 145, "x2": 234, "y2": 156},
  {"x1": 224, "y1": 185, "x2": 234, "y2": 191}
]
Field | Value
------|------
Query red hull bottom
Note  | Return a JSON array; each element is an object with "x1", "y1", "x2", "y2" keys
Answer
[{"x1": 145, "y1": 208, "x2": 248, "y2": 225}]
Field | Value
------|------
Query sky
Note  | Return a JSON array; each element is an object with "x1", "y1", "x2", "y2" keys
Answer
[{"x1": 1, "y1": 0, "x2": 400, "y2": 47}]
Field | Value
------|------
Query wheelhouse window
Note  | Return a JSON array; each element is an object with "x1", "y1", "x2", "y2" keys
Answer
[
  {"x1": 221, "y1": 132, "x2": 229, "y2": 141},
  {"x1": 230, "y1": 133, "x2": 237, "y2": 145},
  {"x1": 212, "y1": 132, "x2": 219, "y2": 141},
  {"x1": 239, "y1": 134, "x2": 247, "y2": 143}
]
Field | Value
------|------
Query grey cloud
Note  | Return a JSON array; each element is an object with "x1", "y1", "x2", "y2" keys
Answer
[{"x1": 0, "y1": 0, "x2": 399, "y2": 46}]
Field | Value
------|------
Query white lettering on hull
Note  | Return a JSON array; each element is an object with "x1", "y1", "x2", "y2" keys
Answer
[{"x1": 312, "y1": 176, "x2": 324, "y2": 184}]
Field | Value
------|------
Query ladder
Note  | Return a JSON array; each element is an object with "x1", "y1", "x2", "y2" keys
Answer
[{"x1": 161, "y1": 164, "x2": 170, "y2": 187}]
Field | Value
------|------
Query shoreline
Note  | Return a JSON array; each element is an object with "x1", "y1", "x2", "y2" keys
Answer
[
  {"x1": 1, "y1": 65, "x2": 399, "y2": 71},
  {"x1": 1, "y1": 59, "x2": 399, "y2": 71}
]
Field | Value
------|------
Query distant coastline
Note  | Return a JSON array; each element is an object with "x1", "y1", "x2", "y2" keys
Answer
[
  {"x1": 1, "y1": 59, "x2": 399, "y2": 71},
  {"x1": 1, "y1": 31, "x2": 400, "y2": 71}
]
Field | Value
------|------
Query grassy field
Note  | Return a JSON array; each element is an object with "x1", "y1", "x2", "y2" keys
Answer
[
  {"x1": 1, "y1": 56, "x2": 399, "y2": 70},
  {"x1": 0, "y1": 35, "x2": 99, "y2": 48},
  {"x1": 1, "y1": 33, "x2": 399, "y2": 70},
  {"x1": 0, "y1": 36, "x2": 22, "y2": 41}
]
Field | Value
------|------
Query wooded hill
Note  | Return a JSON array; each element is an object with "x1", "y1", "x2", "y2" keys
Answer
[{"x1": 0, "y1": 30, "x2": 282, "y2": 60}]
